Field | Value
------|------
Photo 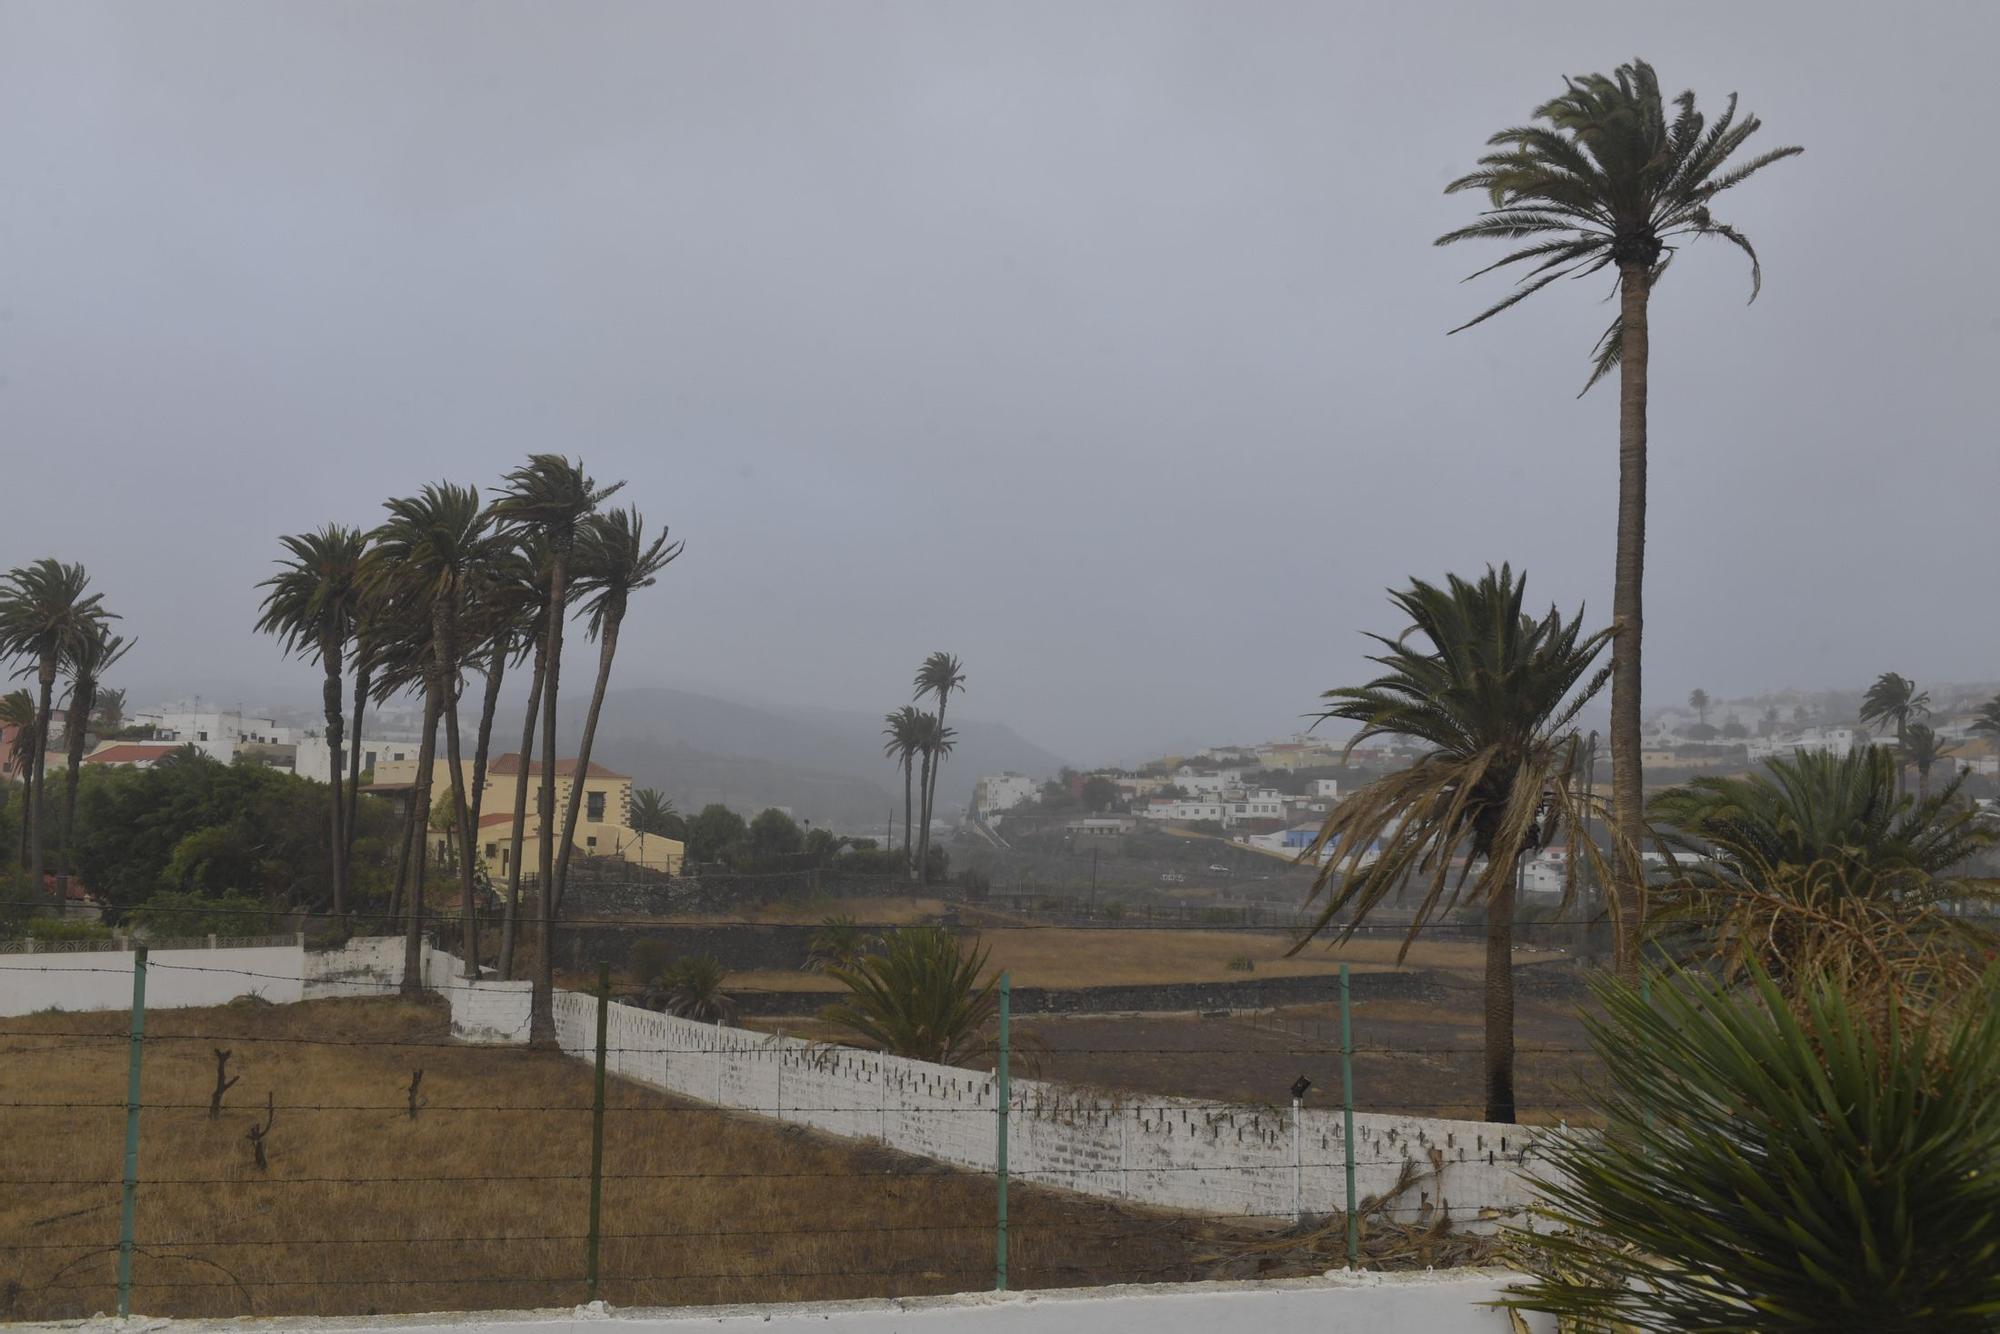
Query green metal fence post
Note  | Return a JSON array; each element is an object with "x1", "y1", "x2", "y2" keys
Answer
[
  {"x1": 586, "y1": 962, "x2": 610, "y2": 1301},
  {"x1": 1339, "y1": 962, "x2": 1358, "y2": 1269},
  {"x1": 117, "y1": 946, "x2": 149, "y2": 1318},
  {"x1": 995, "y1": 971, "x2": 1011, "y2": 1292}
]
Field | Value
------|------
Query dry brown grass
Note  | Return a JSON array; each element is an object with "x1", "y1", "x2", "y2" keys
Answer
[
  {"x1": 652, "y1": 898, "x2": 950, "y2": 927},
  {"x1": 0, "y1": 998, "x2": 1264, "y2": 1321}
]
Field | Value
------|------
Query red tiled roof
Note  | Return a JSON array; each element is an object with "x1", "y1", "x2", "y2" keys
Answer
[
  {"x1": 82, "y1": 744, "x2": 178, "y2": 766},
  {"x1": 478, "y1": 812, "x2": 519, "y2": 829},
  {"x1": 486, "y1": 753, "x2": 627, "y2": 780}
]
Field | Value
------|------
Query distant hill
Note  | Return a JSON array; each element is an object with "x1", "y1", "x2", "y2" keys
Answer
[{"x1": 545, "y1": 686, "x2": 1068, "y2": 829}]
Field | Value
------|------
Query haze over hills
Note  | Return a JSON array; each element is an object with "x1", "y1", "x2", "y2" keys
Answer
[{"x1": 545, "y1": 686, "x2": 1069, "y2": 830}]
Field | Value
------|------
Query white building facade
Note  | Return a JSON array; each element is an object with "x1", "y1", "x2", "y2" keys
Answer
[
  {"x1": 131, "y1": 709, "x2": 300, "y2": 764},
  {"x1": 973, "y1": 773, "x2": 1039, "y2": 819}
]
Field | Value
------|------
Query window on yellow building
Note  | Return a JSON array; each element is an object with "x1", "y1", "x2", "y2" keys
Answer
[{"x1": 586, "y1": 791, "x2": 606, "y2": 822}]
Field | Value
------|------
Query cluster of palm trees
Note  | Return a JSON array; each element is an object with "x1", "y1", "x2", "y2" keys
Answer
[
  {"x1": 1440, "y1": 57, "x2": 1802, "y2": 972},
  {"x1": 256, "y1": 455, "x2": 679, "y2": 1041},
  {"x1": 880, "y1": 652, "x2": 964, "y2": 885},
  {"x1": 0, "y1": 559, "x2": 130, "y2": 909}
]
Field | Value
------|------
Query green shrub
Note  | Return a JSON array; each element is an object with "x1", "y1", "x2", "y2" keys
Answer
[
  {"x1": 820, "y1": 926, "x2": 997, "y2": 1064},
  {"x1": 20, "y1": 917, "x2": 111, "y2": 944},
  {"x1": 1224, "y1": 954, "x2": 1255, "y2": 972},
  {"x1": 1508, "y1": 966, "x2": 2000, "y2": 1330},
  {"x1": 128, "y1": 890, "x2": 270, "y2": 938},
  {"x1": 1099, "y1": 900, "x2": 1126, "y2": 921},
  {"x1": 661, "y1": 955, "x2": 735, "y2": 1024},
  {"x1": 629, "y1": 939, "x2": 673, "y2": 988},
  {"x1": 1200, "y1": 907, "x2": 1238, "y2": 926}
]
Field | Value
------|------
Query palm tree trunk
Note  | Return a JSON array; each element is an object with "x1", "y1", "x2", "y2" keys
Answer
[
  {"x1": 550, "y1": 612, "x2": 622, "y2": 918},
  {"x1": 531, "y1": 553, "x2": 569, "y2": 1044},
  {"x1": 458, "y1": 635, "x2": 508, "y2": 977},
  {"x1": 29, "y1": 660, "x2": 54, "y2": 907},
  {"x1": 442, "y1": 683, "x2": 480, "y2": 980},
  {"x1": 901, "y1": 755, "x2": 913, "y2": 871},
  {"x1": 1607, "y1": 267, "x2": 1652, "y2": 981},
  {"x1": 400, "y1": 690, "x2": 442, "y2": 998},
  {"x1": 924, "y1": 693, "x2": 951, "y2": 882},
  {"x1": 1483, "y1": 858, "x2": 1519, "y2": 1124},
  {"x1": 914, "y1": 747, "x2": 933, "y2": 885},
  {"x1": 16, "y1": 771, "x2": 29, "y2": 870},
  {"x1": 343, "y1": 662, "x2": 370, "y2": 926},
  {"x1": 500, "y1": 639, "x2": 546, "y2": 982},
  {"x1": 318, "y1": 644, "x2": 347, "y2": 936},
  {"x1": 58, "y1": 680, "x2": 92, "y2": 906}
]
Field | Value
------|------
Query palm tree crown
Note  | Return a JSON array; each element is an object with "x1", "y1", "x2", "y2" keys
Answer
[
  {"x1": 0, "y1": 560, "x2": 112, "y2": 679},
  {"x1": 1437, "y1": 58, "x2": 1802, "y2": 390},
  {"x1": 1859, "y1": 671, "x2": 1929, "y2": 738},
  {"x1": 255, "y1": 527, "x2": 367, "y2": 666},
  {"x1": 571, "y1": 508, "x2": 683, "y2": 637}
]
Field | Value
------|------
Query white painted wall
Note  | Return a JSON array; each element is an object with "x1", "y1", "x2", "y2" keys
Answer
[
  {"x1": 0, "y1": 943, "x2": 304, "y2": 1016},
  {"x1": 41, "y1": 1273, "x2": 1548, "y2": 1334}
]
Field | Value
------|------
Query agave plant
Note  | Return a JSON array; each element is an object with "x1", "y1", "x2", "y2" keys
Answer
[
  {"x1": 1509, "y1": 965, "x2": 2000, "y2": 1330},
  {"x1": 820, "y1": 925, "x2": 997, "y2": 1064}
]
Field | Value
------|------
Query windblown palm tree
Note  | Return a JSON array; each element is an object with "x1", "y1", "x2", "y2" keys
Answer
[
  {"x1": 1439, "y1": 60, "x2": 1800, "y2": 975},
  {"x1": 1901, "y1": 723, "x2": 1958, "y2": 803},
  {"x1": 489, "y1": 456, "x2": 621, "y2": 1037},
  {"x1": 1290, "y1": 566, "x2": 1613, "y2": 1122},
  {"x1": 881, "y1": 706, "x2": 926, "y2": 872},
  {"x1": 912, "y1": 712, "x2": 955, "y2": 884},
  {"x1": 1860, "y1": 672, "x2": 1930, "y2": 796},
  {"x1": 0, "y1": 560, "x2": 113, "y2": 904},
  {"x1": 365, "y1": 485, "x2": 507, "y2": 981},
  {"x1": 57, "y1": 625, "x2": 129, "y2": 898},
  {"x1": 93, "y1": 687, "x2": 126, "y2": 731},
  {"x1": 256, "y1": 525, "x2": 366, "y2": 930},
  {"x1": 366, "y1": 608, "x2": 442, "y2": 982},
  {"x1": 555, "y1": 508, "x2": 679, "y2": 916},
  {"x1": 1973, "y1": 694, "x2": 2000, "y2": 782},
  {"x1": 1687, "y1": 688, "x2": 1709, "y2": 727},
  {"x1": 912, "y1": 652, "x2": 965, "y2": 886}
]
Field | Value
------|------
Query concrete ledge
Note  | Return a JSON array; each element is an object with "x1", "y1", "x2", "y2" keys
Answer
[{"x1": 18, "y1": 1271, "x2": 1549, "y2": 1333}]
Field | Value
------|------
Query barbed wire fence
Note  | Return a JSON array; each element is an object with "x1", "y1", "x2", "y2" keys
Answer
[{"x1": 0, "y1": 946, "x2": 1608, "y2": 1323}]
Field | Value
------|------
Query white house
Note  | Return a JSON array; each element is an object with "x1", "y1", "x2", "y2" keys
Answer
[
  {"x1": 973, "y1": 773, "x2": 1040, "y2": 819},
  {"x1": 1144, "y1": 797, "x2": 1226, "y2": 823},
  {"x1": 1745, "y1": 726, "x2": 1870, "y2": 763},
  {"x1": 1312, "y1": 777, "x2": 1342, "y2": 800},
  {"x1": 130, "y1": 709, "x2": 300, "y2": 764},
  {"x1": 1173, "y1": 768, "x2": 1244, "y2": 796},
  {"x1": 1224, "y1": 789, "x2": 1287, "y2": 826},
  {"x1": 294, "y1": 732, "x2": 428, "y2": 785}
]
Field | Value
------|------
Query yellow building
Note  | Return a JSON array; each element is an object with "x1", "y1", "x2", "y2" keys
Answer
[{"x1": 372, "y1": 752, "x2": 683, "y2": 877}]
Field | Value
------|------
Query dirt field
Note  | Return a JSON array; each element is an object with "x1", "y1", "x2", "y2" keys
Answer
[
  {"x1": 722, "y1": 926, "x2": 1556, "y2": 994},
  {"x1": 0, "y1": 997, "x2": 1326, "y2": 1321}
]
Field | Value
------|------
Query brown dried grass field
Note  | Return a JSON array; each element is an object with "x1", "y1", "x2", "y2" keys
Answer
[{"x1": 0, "y1": 997, "x2": 1266, "y2": 1322}]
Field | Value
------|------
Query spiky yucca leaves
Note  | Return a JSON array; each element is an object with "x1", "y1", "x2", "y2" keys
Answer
[
  {"x1": 1439, "y1": 59, "x2": 1802, "y2": 391},
  {"x1": 821, "y1": 925, "x2": 997, "y2": 1065},
  {"x1": 1508, "y1": 966, "x2": 2000, "y2": 1331},
  {"x1": 661, "y1": 955, "x2": 735, "y2": 1025},
  {"x1": 1293, "y1": 566, "x2": 1612, "y2": 1123},
  {"x1": 804, "y1": 915, "x2": 875, "y2": 973}
]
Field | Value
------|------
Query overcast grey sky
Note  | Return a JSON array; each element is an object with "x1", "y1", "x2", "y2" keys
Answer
[{"x1": 3, "y1": 1, "x2": 1996, "y2": 762}]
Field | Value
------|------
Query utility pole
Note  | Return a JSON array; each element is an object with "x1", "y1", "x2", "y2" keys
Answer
[{"x1": 1089, "y1": 847, "x2": 1098, "y2": 918}]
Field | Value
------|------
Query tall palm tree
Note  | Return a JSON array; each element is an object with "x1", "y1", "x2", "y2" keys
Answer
[
  {"x1": 881, "y1": 706, "x2": 926, "y2": 872},
  {"x1": 366, "y1": 575, "x2": 444, "y2": 987},
  {"x1": 342, "y1": 592, "x2": 384, "y2": 898},
  {"x1": 554, "y1": 509, "x2": 680, "y2": 910},
  {"x1": 256, "y1": 525, "x2": 366, "y2": 931},
  {"x1": 497, "y1": 542, "x2": 555, "y2": 982},
  {"x1": 1900, "y1": 723, "x2": 1957, "y2": 803},
  {"x1": 1439, "y1": 60, "x2": 1800, "y2": 976},
  {"x1": 93, "y1": 687, "x2": 126, "y2": 731},
  {"x1": 1972, "y1": 693, "x2": 2000, "y2": 783},
  {"x1": 57, "y1": 625, "x2": 129, "y2": 899},
  {"x1": 911, "y1": 712, "x2": 954, "y2": 885},
  {"x1": 489, "y1": 456, "x2": 621, "y2": 1037},
  {"x1": 1, "y1": 690, "x2": 36, "y2": 870},
  {"x1": 0, "y1": 560, "x2": 113, "y2": 904},
  {"x1": 1290, "y1": 567, "x2": 1613, "y2": 1122},
  {"x1": 1687, "y1": 688, "x2": 1709, "y2": 727},
  {"x1": 1860, "y1": 671, "x2": 1930, "y2": 796},
  {"x1": 913, "y1": 652, "x2": 965, "y2": 887},
  {"x1": 365, "y1": 485, "x2": 506, "y2": 981}
]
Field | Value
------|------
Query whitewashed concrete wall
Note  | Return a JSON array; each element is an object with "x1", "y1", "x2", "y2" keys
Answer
[
  {"x1": 0, "y1": 943, "x2": 304, "y2": 1017},
  {"x1": 531, "y1": 987, "x2": 1549, "y2": 1225},
  {"x1": 302, "y1": 935, "x2": 408, "y2": 997},
  {"x1": 33, "y1": 1274, "x2": 1550, "y2": 1334}
]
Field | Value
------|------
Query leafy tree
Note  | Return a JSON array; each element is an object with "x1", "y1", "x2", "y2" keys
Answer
[
  {"x1": 747, "y1": 807, "x2": 803, "y2": 860},
  {"x1": 1683, "y1": 721, "x2": 1719, "y2": 742},
  {"x1": 912, "y1": 652, "x2": 965, "y2": 886},
  {"x1": 489, "y1": 454, "x2": 622, "y2": 1040},
  {"x1": 629, "y1": 787, "x2": 683, "y2": 839},
  {"x1": 1791, "y1": 704, "x2": 1811, "y2": 728},
  {"x1": 1510, "y1": 966, "x2": 2000, "y2": 1330},
  {"x1": 130, "y1": 890, "x2": 271, "y2": 939},
  {"x1": 801, "y1": 826, "x2": 849, "y2": 867},
  {"x1": 1080, "y1": 775, "x2": 1120, "y2": 812},
  {"x1": 0, "y1": 560, "x2": 113, "y2": 902},
  {"x1": 821, "y1": 925, "x2": 998, "y2": 1064},
  {"x1": 683, "y1": 804, "x2": 748, "y2": 864},
  {"x1": 1291, "y1": 566, "x2": 1612, "y2": 1122},
  {"x1": 1440, "y1": 60, "x2": 1800, "y2": 976},
  {"x1": 1759, "y1": 704, "x2": 1780, "y2": 737},
  {"x1": 1719, "y1": 717, "x2": 1749, "y2": 740},
  {"x1": 1687, "y1": 688, "x2": 1709, "y2": 725},
  {"x1": 256, "y1": 525, "x2": 365, "y2": 930}
]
